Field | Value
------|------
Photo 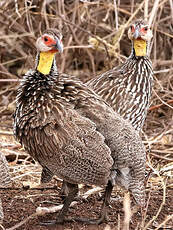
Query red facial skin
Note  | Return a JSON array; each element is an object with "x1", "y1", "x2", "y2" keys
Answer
[
  {"x1": 131, "y1": 25, "x2": 135, "y2": 33},
  {"x1": 131, "y1": 25, "x2": 149, "y2": 41},
  {"x1": 140, "y1": 27, "x2": 148, "y2": 33},
  {"x1": 41, "y1": 35, "x2": 61, "y2": 53},
  {"x1": 131, "y1": 25, "x2": 148, "y2": 34},
  {"x1": 42, "y1": 36, "x2": 57, "y2": 46}
]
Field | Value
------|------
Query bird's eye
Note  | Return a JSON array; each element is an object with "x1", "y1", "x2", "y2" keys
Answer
[
  {"x1": 44, "y1": 36, "x2": 49, "y2": 42},
  {"x1": 144, "y1": 27, "x2": 148, "y2": 31}
]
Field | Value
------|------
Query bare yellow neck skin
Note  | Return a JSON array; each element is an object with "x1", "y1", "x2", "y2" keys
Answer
[
  {"x1": 134, "y1": 39, "x2": 147, "y2": 56},
  {"x1": 37, "y1": 51, "x2": 56, "y2": 75}
]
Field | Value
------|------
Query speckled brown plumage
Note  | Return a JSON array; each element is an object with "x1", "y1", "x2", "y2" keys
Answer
[
  {"x1": 14, "y1": 29, "x2": 146, "y2": 223},
  {"x1": 14, "y1": 72, "x2": 113, "y2": 187},
  {"x1": 88, "y1": 20, "x2": 153, "y2": 132},
  {"x1": 0, "y1": 152, "x2": 11, "y2": 222}
]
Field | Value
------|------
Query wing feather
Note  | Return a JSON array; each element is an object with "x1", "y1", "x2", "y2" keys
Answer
[{"x1": 23, "y1": 108, "x2": 113, "y2": 186}]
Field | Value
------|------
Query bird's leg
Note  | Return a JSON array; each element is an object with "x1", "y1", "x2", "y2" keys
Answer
[
  {"x1": 59, "y1": 180, "x2": 69, "y2": 200},
  {"x1": 41, "y1": 167, "x2": 53, "y2": 183},
  {"x1": 75, "y1": 180, "x2": 113, "y2": 224},
  {"x1": 40, "y1": 182, "x2": 78, "y2": 225},
  {"x1": 57, "y1": 182, "x2": 78, "y2": 222},
  {"x1": 97, "y1": 180, "x2": 113, "y2": 224}
]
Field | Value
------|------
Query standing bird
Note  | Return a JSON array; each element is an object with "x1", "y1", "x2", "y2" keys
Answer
[
  {"x1": 14, "y1": 29, "x2": 146, "y2": 224},
  {"x1": 88, "y1": 19, "x2": 153, "y2": 132},
  {"x1": 0, "y1": 152, "x2": 11, "y2": 223}
]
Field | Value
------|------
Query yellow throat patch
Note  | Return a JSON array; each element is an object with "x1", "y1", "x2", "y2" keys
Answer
[
  {"x1": 134, "y1": 39, "x2": 147, "y2": 56},
  {"x1": 37, "y1": 51, "x2": 56, "y2": 75}
]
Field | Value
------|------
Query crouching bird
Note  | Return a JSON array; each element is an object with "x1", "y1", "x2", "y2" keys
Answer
[{"x1": 14, "y1": 29, "x2": 146, "y2": 224}]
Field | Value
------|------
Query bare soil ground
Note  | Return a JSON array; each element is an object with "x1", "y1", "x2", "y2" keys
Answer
[{"x1": 1, "y1": 184, "x2": 172, "y2": 230}]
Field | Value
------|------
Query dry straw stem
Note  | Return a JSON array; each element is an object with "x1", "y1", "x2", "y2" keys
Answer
[
  {"x1": 113, "y1": 0, "x2": 118, "y2": 30},
  {"x1": 143, "y1": 179, "x2": 167, "y2": 230},
  {"x1": 150, "y1": 151, "x2": 173, "y2": 162},
  {"x1": 170, "y1": 0, "x2": 173, "y2": 20},
  {"x1": 155, "y1": 214, "x2": 173, "y2": 229},
  {"x1": 88, "y1": 1, "x2": 145, "y2": 57},
  {"x1": 153, "y1": 89, "x2": 173, "y2": 110},
  {"x1": 148, "y1": 0, "x2": 160, "y2": 27},
  {"x1": 156, "y1": 29, "x2": 173, "y2": 38},
  {"x1": 5, "y1": 213, "x2": 38, "y2": 230},
  {"x1": 14, "y1": 0, "x2": 21, "y2": 18},
  {"x1": 122, "y1": 192, "x2": 131, "y2": 230},
  {"x1": 144, "y1": 0, "x2": 149, "y2": 21},
  {"x1": 104, "y1": 224, "x2": 111, "y2": 230}
]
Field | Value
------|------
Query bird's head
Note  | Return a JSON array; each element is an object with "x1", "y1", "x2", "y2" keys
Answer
[
  {"x1": 128, "y1": 20, "x2": 153, "y2": 56},
  {"x1": 36, "y1": 29, "x2": 63, "y2": 53},
  {"x1": 36, "y1": 29, "x2": 63, "y2": 75}
]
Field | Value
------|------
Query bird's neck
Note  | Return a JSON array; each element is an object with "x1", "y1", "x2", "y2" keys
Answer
[
  {"x1": 131, "y1": 39, "x2": 150, "y2": 58},
  {"x1": 36, "y1": 51, "x2": 57, "y2": 75},
  {"x1": 133, "y1": 38, "x2": 147, "y2": 56}
]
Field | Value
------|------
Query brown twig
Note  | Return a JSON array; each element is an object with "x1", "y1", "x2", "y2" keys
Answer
[
  {"x1": 6, "y1": 213, "x2": 37, "y2": 230},
  {"x1": 0, "y1": 186, "x2": 58, "y2": 191},
  {"x1": 149, "y1": 151, "x2": 173, "y2": 161},
  {"x1": 143, "y1": 179, "x2": 167, "y2": 230},
  {"x1": 0, "y1": 79, "x2": 21, "y2": 82},
  {"x1": 0, "y1": 130, "x2": 13, "y2": 135},
  {"x1": 149, "y1": 99, "x2": 173, "y2": 111},
  {"x1": 152, "y1": 89, "x2": 173, "y2": 110},
  {"x1": 155, "y1": 214, "x2": 173, "y2": 230}
]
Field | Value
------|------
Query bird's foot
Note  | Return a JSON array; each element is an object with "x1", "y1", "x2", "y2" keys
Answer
[
  {"x1": 40, "y1": 216, "x2": 73, "y2": 226},
  {"x1": 74, "y1": 213, "x2": 108, "y2": 225}
]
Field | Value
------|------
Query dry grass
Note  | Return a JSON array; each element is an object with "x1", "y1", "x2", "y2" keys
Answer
[{"x1": 0, "y1": 0, "x2": 172, "y2": 229}]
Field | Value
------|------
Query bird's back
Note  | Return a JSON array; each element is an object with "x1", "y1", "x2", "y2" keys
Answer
[{"x1": 88, "y1": 54, "x2": 153, "y2": 131}]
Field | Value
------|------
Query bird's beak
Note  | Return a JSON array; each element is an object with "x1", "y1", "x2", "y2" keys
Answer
[
  {"x1": 133, "y1": 27, "x2": 140, "y2": 39},
  {"x1": 53, "y1": 38, "x2": 63, "y2": 53}
]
